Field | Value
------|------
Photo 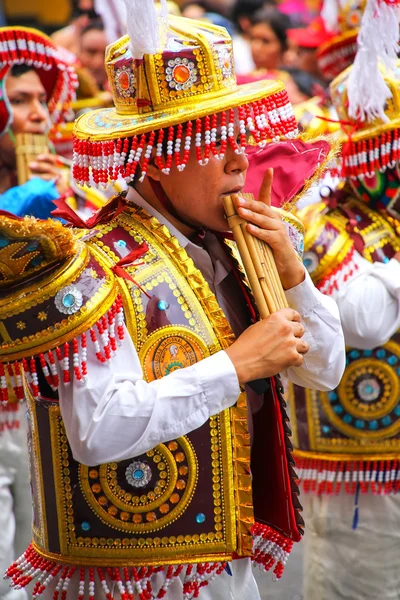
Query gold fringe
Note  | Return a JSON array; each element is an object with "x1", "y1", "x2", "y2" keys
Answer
[
  {"x1": 0, "y1": 215, "x2": 76, "y2": 287},
  {"x1": 282, "y1": 134, "x2": 341, "y2": 213}
]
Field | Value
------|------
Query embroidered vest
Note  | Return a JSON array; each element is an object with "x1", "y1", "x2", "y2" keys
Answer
[
  {"x1": 0, "y1": 203, "x2": 302, "y2": 598},
  {"x1": 290, "y1": 194, "x2": 400, "y2": 494}
]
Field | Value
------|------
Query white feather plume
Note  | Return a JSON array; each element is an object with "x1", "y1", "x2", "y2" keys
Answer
[
  {"x1": 94, "y1": 0, "x2": 127, "y2": 45},
  {"x1": 121, "y1": 0, "x2": 169, "y2": 59},
  {"x1": 321, "y1": 0, "x2": 340, "y2": 33},
  {"x1": 347, "y1": 0, "x2": 400, "y2": 123}
]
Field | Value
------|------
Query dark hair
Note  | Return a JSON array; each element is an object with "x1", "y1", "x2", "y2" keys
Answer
[
  {"x1": 181, "y1": 0, "x2": 211, "y2": 11},
  {"x1": 284, "y1": 67, "x2": 326, "y2": 97},
  {"x1": 10, "y1": 64, "x2": 34, "y2": 77},
  {"x1": 250, "y1": 6, "x2": 291, "y2": 52},
  {"x1": 71, "y1": 0, "x2": 99, "y2": 20},
  {"x1": 231, "y1": 0, "x2": 266, "y2": 28},
  {"x1": 81, "y1": 17, "x2": 105, "y2": 38}
]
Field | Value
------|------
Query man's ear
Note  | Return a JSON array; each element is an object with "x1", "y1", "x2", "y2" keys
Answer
[{"x1": 146, "y1": 160, "x2": 162, "y2": 182}]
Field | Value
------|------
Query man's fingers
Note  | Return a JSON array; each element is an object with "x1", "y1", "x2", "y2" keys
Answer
[
  {"x1": 259, "y1": 168, "x2": 273, "y2": 207},
  {"x1": 279, "y1": 308, "x2": 301, "y2": 322},
  {"x1": 29, "y1": 161, "x2": 58, "y2": 176},
  {"x1": 296, "y1": 338, "x2": 309, "y2": 355},
  {"x1": 292, "y1": 322, "x2": 305, "y2": 338}
]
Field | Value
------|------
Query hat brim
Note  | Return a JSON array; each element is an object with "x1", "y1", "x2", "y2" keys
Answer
[
  {"x1": 73, "y1": 79, "x2": 284, "y2": 141},
  {"x1": 287, "y1": 28, "x2": 332, "y2": 49}
]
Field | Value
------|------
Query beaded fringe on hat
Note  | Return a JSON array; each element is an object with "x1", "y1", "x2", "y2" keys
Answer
[
  {"x1": 72, "y1": 93, "x2": 298, "y2": 189},
  {"x1": 0, "y1": 295, "x2": 125, "y2": 403},
  {"x1": 295, "y1": 457, "x2": 400, "y2": 495},
  {"x1": 0, "y1": 29, "x2": 78, "y2": 131},
  {"x1": 317, "y1": 36, "x2": 358, "y2": 82},
  {"x1": 338, "y1": 128, "x2": 400, "y2": 180},
  {"x1": 5, "y1": 522, "x2": 294, "y2": 599}
]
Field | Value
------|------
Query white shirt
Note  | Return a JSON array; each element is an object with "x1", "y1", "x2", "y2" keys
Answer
[
  {"x1": 59, "y1": 189, "x2": 345, "y2": 465},
  {"x1": 332, "y1": 253, "x2": 400, "y2": 349},
  {"x1": 57, "y1": 191, "x2": 345, "y2": 600}
]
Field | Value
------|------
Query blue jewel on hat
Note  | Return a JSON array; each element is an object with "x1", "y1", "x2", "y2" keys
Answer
[
  {"x1": 55, "y1": 285, "x2": 83, "y2": 315},
  {"x1": 81, "y1": 521, "x2": 91, "y2": 531}
]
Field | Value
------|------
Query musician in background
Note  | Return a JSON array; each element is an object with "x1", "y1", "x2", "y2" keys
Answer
[
  {"x1": 0, "y1": 29, "x2": 78, "y2": 219},
  {"x1": 0, "y1": 64, "x2": 73, "y2": 218},
  {"x1": 0, "y1": 27, "x2": 77, "y2": 600},
  {"x1": 77, "y1": 18, "x2": 108, "y2": 91}
]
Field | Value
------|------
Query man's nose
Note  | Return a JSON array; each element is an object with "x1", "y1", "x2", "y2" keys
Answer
[
  {"x1": 30, "y1": 99, "x2": 49, "y2": 122},
  {"x1": 225, "y1": 145, "x2": 249, "y2": 173}
]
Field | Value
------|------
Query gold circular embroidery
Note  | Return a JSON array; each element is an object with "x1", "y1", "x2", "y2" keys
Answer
[
  {"x1": 79, "y1": 435, "x2": 198, "y2": 533},
  {"x1": 139, "y1": 326, "x2": 210, "y2": 382}
]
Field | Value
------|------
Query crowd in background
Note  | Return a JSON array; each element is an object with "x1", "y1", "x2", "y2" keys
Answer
[{"x1": 4, "y1": 0, "x2": 331, "y2": 114}]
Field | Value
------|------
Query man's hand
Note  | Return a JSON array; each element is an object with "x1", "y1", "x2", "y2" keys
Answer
[
  {"x1": 225, "y1": 308, "x2": 309, "y2": 385},
  {"x1": 234, "y1": 168, "x2": 305, "y2": 290},
  {"x1": 29, "y1": 153, "x2": 71, "y2": 195}
]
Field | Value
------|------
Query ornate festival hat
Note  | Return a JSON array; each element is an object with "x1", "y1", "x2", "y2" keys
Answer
[
  {"x1": 331, "y1": 61, "x2": 400, "y2": 179},
  {"x1": 0, "y1": 27, "x2": 78, "y2": 136},
  {"x1": 316, "y1": 0, "x2": 364, "y2": 82},
  {"x1": 329, "y1": 0, "x2": 400, "y2": 181},
  {"x1": 72, "y1": 0, "x2": 298, "y2": 188}
]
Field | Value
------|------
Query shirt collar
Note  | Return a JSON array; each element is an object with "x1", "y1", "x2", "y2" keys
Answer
[{"x1": 126, "y1": 186, "x2": 232, "y2": 288}]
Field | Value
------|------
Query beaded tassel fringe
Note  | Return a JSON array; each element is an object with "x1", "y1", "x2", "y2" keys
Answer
[
  {"x1": 72, "y1": 93, "x2": 298, "y2": 188},
  {"x1": 5, "y1": 523, "x2": 295, "y2": 599},
  {"x1": 296, "y1": 458, "x2": 400, "y2": 495},
  {"x1": 0, "y1": 28, "x2": 78, "y2": 130},
  {"x1": 0, "y1": 295, "x2": 125, "y2": 403},
  {"x1": 5, "y1": 544, "x2": 228, "y2": 600},
  {"x1": 251, "y1": 523, "x2": 294, "y2": 580},
  {"x1": 317, "y1": 36, "x2": 358, "y2": 82},
  {"x1": 340, "y1": 129, "x2": 400, "y2": 179}
]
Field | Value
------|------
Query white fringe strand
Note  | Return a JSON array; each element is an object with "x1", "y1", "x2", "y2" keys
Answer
[{"x1": 347, "y1": 0, "x2": 400, "y2": 123}]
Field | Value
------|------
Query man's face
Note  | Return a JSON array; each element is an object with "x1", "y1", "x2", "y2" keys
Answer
[
  {"x1": 79, "y1": 29, "x2": 108, "y2": 89},
  {"x1": 0, "y1": 69, "x2": 49, "y2": 169},
  {"x1": 150, "y1": 131, "x2": 249, "y2": 232}
]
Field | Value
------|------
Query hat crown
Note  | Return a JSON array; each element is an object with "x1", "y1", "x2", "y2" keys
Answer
[
  {"x1": 106, "y1": 16, "x2": 236, "y2": 117},
  {"x1": 337, "y1": 0, "x2": 366, "y2": 34},
  {"x1": 331, "y1": 61, "x2": 400, "y2": 133}
]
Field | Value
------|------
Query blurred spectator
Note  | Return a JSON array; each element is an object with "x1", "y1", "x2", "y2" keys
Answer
[
  {"x1": 181, "y1": 1, "x2": 208, "y2": 19},
  {"x1": 52, "y1": 0, "x2": 99, "y2": 55},
  {"x1": 284, "y1": 67, "x2": 326, "y2": 104},
  {"x1": 230, "y1": 0, "x2": 264, "y2": 75},
  {"x1": 78, "y1": 18, "x2": 108, "y2": 90},
  {"x1": 249, "y1": 6, "x2": 291, "y2": 71},
  {"x1": 204, "y1": 0, "x2": 235, "y2": 16},
  {"x1": 287, "y1": 16, "x2": 332, "y2": 80}
]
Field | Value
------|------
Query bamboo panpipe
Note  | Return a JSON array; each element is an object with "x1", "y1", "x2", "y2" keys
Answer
[
  {"x1": 15, "y1": 133, "x2": 49, "y2": 185},
  {"x1": 223, "y1": 193, "x2": 288, "y2": 318}
]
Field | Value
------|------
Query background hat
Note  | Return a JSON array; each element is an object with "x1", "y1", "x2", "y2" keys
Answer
[
  {"x1": 316, "y1": 0, "x2": 365, "y2": 81},
  {"x1": 287, "y1": 17, "x2": 334, "y2": 50},
  {"x1": 72, "y1": 0, "x2": 299, "y2": 188},
  {"x1": 330, "y1": 59, "x2": 400, "y2": 179},
  {"x1": 0, "y1": 27, "x2": 78, "y2": 137}
]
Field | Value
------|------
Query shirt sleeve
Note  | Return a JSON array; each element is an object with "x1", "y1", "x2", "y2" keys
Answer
[
  {"x1": 284, "y1": 269, "x2": 345, "y2": 391},
  {"x1": 0, "y1": 178, "x2": 60, "y2": 219},
  {"x1": 58, "y1": 331, "x2": 240, "y2": 465},
  {"x1": 331, "y1": 256, "x2": 400, "y2": 349}
]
